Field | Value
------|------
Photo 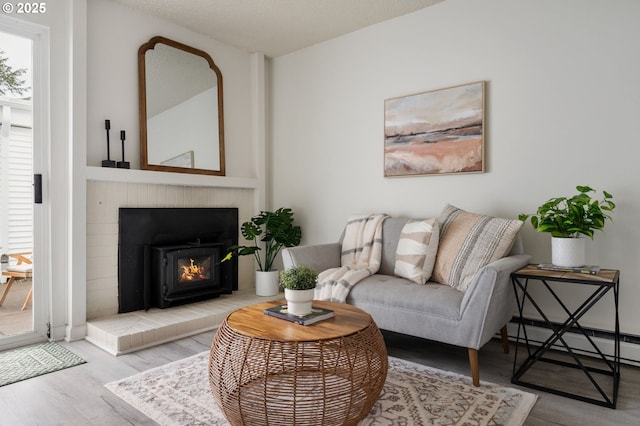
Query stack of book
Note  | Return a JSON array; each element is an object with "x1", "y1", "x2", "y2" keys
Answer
[
  {"x1": 264, "y1": 304, "x2": 335, "y2": 325},
  {"x1": 537, "y1": 264, "x2": 600, "y2": 275}
]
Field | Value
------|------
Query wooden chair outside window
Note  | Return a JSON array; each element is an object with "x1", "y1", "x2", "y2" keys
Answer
[{"x1": 0, "y1": 252, "x2": 33, "y2": 311}]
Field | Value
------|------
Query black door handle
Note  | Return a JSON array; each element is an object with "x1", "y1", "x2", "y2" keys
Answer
[{"x1": 34, "y1": 174, "x2": 42, "y2": 204}]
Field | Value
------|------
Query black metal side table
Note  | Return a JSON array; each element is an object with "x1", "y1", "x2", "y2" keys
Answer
[{"x1": 510, "y1": 264, "x2": 620, "y2": 408}]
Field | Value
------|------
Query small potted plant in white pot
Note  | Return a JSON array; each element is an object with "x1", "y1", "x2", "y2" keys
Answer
[
  {"x1": 223, "y1": 208, "x2": 302, "y2": 296},
  {"x1": 519, "y1": 185, "x2": 615, "y2": 267},
  {"x1": 279, "y1": 265, "x2": 318, "y2": 316}
]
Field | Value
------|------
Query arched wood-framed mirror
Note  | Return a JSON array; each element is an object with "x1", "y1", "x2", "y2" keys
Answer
[{"x1": 139, "y1": 36, "x2": 225, "y2": 175}]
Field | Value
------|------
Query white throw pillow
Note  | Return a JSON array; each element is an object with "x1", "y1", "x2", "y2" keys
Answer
[{"x1": 394, "y1": 218, "x2": 439, "y2": 284}]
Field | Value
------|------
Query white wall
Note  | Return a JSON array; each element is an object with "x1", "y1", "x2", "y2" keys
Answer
[
  {"x1": 270, "y1": 0, "x2": 640, "y2": 337},
  {"x1": 84, "y1": 0, "x2": 261, "y2": 321},
  {"x1": 87, "y1": 0, "x2": 254, "y2": 178}
]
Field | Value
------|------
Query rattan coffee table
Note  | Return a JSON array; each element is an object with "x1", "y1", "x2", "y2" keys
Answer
[{"x1": 209, "y1": 300, "x2": 388, "y2": 426}]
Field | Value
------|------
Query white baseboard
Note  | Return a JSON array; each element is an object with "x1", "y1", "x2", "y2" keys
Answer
[
  {"x1": 506, "y1": 322, "x2": 640, "y2": 368},
  {"x1": 50, "y1": 324, "x2": 67, "y2": 341},
  {"x1": 65, "y1": 324, "x2": 88, "y2": 342}
]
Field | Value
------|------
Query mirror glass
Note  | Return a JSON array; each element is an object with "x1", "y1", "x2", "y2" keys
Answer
[{"x1": 139, "y1": 36, "x2": 225, "y2": 175}]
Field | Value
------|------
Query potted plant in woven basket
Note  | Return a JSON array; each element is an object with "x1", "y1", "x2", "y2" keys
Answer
[
  {"x1": 223, "y1": 208, "x2": 302, "y2": 296},
  {"x1": 279, "y1": 265, "x2": 318, "y2": 316},
  {"x1": 519, "y1": 185, "x2": 615, "y2": 267}
]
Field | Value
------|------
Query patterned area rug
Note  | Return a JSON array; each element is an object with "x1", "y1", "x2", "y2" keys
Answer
[
  {"x1": 106, "y1": 352, "x2": 537, "y2": 425},
  {"x1": 0, "y1": 342, "x2": 86, "y2": 387}
]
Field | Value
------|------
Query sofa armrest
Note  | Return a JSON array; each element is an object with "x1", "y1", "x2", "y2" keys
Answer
[
  {"x1": 462, "y1": 253, "x2": 531, "y2": 310},
  {"x1": 281, "y1": 243, "x2": 341, "y2": 272},
  {"x1": 460, "y1": 253, "x2": 531, "y2": 347},
  {"x1": 477, "y1": 253, "x2": 530, "y2": 278}
]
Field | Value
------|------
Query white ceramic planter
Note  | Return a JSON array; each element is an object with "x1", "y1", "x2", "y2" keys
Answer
[
  {"x1": 284, "y1": 288, "x2": 314, "y2": 316},
  {"x1": 255, "y1": 270, "x2": 280, "y2": 296},
  {"x1": 551, "y1": 237, "x2": 586, "y2": 267}
]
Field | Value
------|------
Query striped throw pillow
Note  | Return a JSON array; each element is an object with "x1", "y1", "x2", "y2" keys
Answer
[
  {"x1": 394, "y1": 219, "x2": 439, "y2": 284},
  {"x1": 432, "y1": 205, "x2": 523, "y2": 292}
]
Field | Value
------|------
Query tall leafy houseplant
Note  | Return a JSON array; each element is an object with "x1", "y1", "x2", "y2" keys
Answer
[
  {"x1": 224, "y1": 208, "x2": 302, "y2": 272},
  {"x1": 519, "y1": 185, "x2": 615, "y2": 267}
]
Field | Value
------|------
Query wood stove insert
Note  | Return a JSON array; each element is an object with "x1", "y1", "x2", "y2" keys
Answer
[
  {"x1": 118, "y1": 208, "x2": 238, "y2": 313},
  {"x1": 151, "y1": 241, "x2": 225, "y2": 309}
]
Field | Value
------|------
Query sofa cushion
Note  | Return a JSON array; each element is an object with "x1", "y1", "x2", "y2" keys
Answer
[
  {"x1": 346, "y1": 274, "x2": 464, "y2": 321},
  {"x1": 394, "y1": 218, "x2": 439, "y2": 284},
  {"x1": 432, "y1": 204, "x2": 523, "y2": 292}
]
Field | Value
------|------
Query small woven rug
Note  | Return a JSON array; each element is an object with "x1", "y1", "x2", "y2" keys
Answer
[
  {"x1": 0, "y1": 342, "x2": 86, "y2": 387},
  {"x1": 106, "y1": 352, "x2": 537, "y2": 425}
]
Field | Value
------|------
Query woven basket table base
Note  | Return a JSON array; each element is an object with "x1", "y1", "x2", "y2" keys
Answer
[{"x1": 209, "y1": 301, "x2": 388, "y2": 426}]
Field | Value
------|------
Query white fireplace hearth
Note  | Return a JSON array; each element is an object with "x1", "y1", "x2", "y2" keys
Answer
[
  {"x1": 86, "y1": 288, "x2": 276, "y2": 355},
  {"x1": 85, "y1": 177, "x2": 259, "y2": 354},
  {"x1": 86, "y1": 180, "x2": 255, "y2": 319}
]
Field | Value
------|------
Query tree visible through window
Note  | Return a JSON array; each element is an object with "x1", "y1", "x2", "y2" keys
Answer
[{"x1": 0, "y1": 49, "x2": 29, "y2": 97}]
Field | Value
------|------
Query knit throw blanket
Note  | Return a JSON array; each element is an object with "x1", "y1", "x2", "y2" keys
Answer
[{"x1": 314, "y1": 214, "x2": 388, "y2": 302}]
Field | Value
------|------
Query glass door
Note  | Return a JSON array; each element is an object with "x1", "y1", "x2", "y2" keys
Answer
[{"x1": 0, "y1": 19, "x2": 49, "y2": 349}]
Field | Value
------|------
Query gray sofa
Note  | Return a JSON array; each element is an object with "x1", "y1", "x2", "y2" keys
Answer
[{"x1": 282, "y1": 217, "x2": 530, "y2": 386}]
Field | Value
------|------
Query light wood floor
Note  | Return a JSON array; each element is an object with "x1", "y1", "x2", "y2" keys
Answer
[{"x1": 0, "y1": 329, "x2": 638, "y2": 425}]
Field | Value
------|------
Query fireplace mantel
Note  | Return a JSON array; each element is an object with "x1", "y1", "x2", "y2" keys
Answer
[{"x1": 86, "y1": 166, "x2": 257, "y2": 189}]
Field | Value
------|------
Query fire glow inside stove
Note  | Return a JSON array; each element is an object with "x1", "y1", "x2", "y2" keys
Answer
[{"x1": 151, "y1": 242, "x2": 224, "y2": 309}]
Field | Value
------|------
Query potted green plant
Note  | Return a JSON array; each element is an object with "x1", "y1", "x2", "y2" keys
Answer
[
  {"x1": 519, "y1": 185, "x2": 615, "y2": 267},
  {"x1": 223, "y1": 207, "x2": 302, "y2": 296},
  {"x1": 279, "y1": 265, "x2": 318, "y2": 315}
]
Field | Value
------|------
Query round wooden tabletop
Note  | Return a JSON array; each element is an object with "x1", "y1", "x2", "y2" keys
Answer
[{"x1": 226, "y1": 299, "x2": 373, "y2": 342}]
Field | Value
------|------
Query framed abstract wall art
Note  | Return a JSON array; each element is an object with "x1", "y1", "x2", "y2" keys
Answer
[{"x1": 384, "y1": 81, "x2": 485, "y2": 177}]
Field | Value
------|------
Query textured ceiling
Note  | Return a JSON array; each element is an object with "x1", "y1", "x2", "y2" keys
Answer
[{"x1": 113, "y1": 0, "x2": 445, "y2": 57}]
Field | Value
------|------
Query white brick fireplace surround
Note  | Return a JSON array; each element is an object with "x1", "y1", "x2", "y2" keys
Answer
[{"x1": 85, "y1": 177, "x2": 263, "y2": 354}]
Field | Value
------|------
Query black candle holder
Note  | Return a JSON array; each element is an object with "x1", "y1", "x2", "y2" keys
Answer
[
  {"x1": 117, "y1": 129, "x2": 130, "y2": 169},
  {"x1": 102, "y1": 119, "x2": 116, "y2": 168}
]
